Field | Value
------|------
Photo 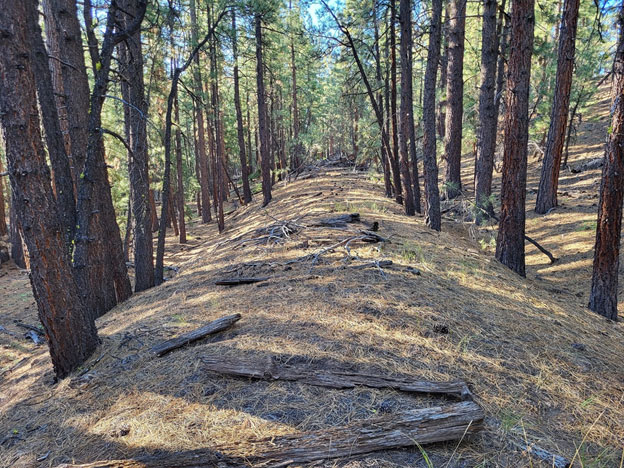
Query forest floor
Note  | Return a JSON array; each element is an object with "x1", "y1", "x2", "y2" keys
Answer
[{"x1": 1, "y1": 86, "x2": 623, "y2": 468}]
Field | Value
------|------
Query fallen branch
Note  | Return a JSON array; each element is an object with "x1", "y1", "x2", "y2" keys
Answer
[
  {"x1": 351, "y1": 260, "x2": 393, "y2": 270},
  {"x1": 200, "y1": 354, "x2": 473, "y2": 400},
  {"x1": 56, "y1": 401, "x2": 483, "y2": 468},
  {"x1": 310, "y1": 212, "x2": 360, "y2": 227},
  {"x1": 214, "y1": 277, "x2": 269, "y2": 286},
  {"x1": 150, "y1": 314, "x2": 241, "y2": 357}
]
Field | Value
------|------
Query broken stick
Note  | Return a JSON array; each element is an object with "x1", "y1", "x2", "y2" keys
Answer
[
  {"x1": 215, "y1": 277, "x2": 269, "y2": 286},
  {"x1": 150, "y1": 313, "x2": 241, "y2": 357},
  {"x1": 56, "y1": 401, "x2": 483, "y2": 468},
  {"x1": 200, "y1": 354, "x2": 472, "y2": 400}
]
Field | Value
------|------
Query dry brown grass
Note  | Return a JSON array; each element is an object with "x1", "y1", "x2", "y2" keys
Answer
[{"x1": 1, "y1": 87, "x2": 623, "y2": 468}]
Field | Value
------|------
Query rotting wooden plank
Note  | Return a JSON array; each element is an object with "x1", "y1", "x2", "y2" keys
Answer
[
  {"x1": 200, "y1": 354, "x2": 473, "y2": 400},
  {"x1": 150, "y1": 314, "x2": 241, "y2": 357},
  {"x1": 56, "y1": 401, "x2": 483, "y2": 468},
  {"x1": 215, "y1": 277, "x2": 269, "y2": 286}
]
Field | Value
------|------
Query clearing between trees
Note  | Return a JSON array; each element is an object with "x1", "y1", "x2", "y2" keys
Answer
[{"x1": 1, "y1": 87, "x2": 623, "y2": 467}]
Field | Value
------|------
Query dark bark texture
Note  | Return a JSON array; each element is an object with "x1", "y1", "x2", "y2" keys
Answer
[
  {"x1": 474, "y1": 0, "x2": 499, "y2": 221},
  {"x1": 535, "y1": 0, "x2": 581, "y2": 214},
  {"x1": 256, "y1": 14, "x2": 272, "y2": 207},
  {"x1": 589, "y1": 5, "x2": 624, "y2": 321},
  {"x1": 443, "y1": 0, "x2": 467, "y2": 199},
  {"x1": 118, "y1": 0, "x2": 155, "y2": 292},
  {"x1": 422, "y1": 0, "x2": 443, "y2": 230},
  {"x1": 495, "y1": 0, "x2": 535, "y2": 277},
  {"x1": 0, "y1": 0, "x2": 98, "y2": 378}
]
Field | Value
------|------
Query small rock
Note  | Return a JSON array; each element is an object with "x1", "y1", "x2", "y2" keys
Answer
[
  {"x1": 406, "y1": 266, "x2": 421, "y2": 276},
  {"x1": 572, "y1": 343, "x2": 586, "y2": 351},
  {"x1": 433, "y1": 324, "x2": 449, "y2": 334}
]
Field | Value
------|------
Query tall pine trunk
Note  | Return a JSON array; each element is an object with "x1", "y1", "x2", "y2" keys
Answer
[
  {"x1": 397, "y1": 0, "x2": 415, "y2": 215},
  {"x1": 232, "y1": 10, "x2": 252, "y2": 204},
  {"x1": 0, "y1": 158, "x2": 7, "y2": 237},
  {"x1": 443, "y1": 0, "x2": 466, "y2": 199},
  {"x1": 389, "y1": 0, "x2": 403, "y2": 204},
  {"x1": 535, "y1": 0, "x2": 581, "y2": 214},
  {"x1": 174, "y1": 94, "x2": 187, "y2": 244},
  {"x1": 589, "y1": 4, "x2": 624, "y2": 321},
  {"x1": 190, "y1": 0, "x2": 212, "y2": 223},
  {"x1": 118, "y1": 0, "x2": 155, "y2": 292},
  {"x1": 474, "y1": 0, "x2": 499, "y2": 221},
  {"x1": 256, "y1": 13, "x2": 272, "y2": 207},
  {"x1": 0, "y1": 0, "x2": 98, "y2": 379},
  {"x1": 495, "y1": 0, "x2": 535, "y2": 277},
  {"x1": 422, "y1": 0, "x2": 443, "y2": 231}
]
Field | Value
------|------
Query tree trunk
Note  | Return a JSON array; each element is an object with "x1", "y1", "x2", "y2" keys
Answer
[
  {"x1": 443, "y1": 0, "x2": 466, "y2": 199},
  {"x1": 232, "y1": 10, "x2": 252, "y2": 204},
  {"x1": 535, "y1": 0, "x2": 581, "y2": 214},
  {"x1": 9, "y1": 195, "x2": 26, "y2": 269},
  {"x1": 190, "y1": 0, "x2": 212, "y2": 223},
  {"x1": 0, "y1": 159, "x2": 7, "y2": 237},
  {"x1": 495, "y1": 0, "x2": 535, "y2": 277},
  {"x1": 256, "y1": 13, "x2": 272, "y2": 207},
  {"x1": 373, "y1": 0, "x2": 393, "y2": 198},
  {"x1": 0, "y1": 0, "x2": 98, "y2": 378},
  {"x1": 422, "y1": 0, "x2": 443, "y2": 230},
  {"x1": 589, "y1": 5, "x2": 624, "y2": 321},
  {"x1": 175, "y1": 94, "x2": 187, "y2": 244},
  {"x1": 118, "y1": 0, "x2": 155, "y2": 292},
  {"x1": 397, "y1": 0, "x2": 415, "y2": 215},
  {"x1": 437, "y1": 7, "x2": 449, "y2": 140},
  {"x1": 389, "y1": 0, "x2": 403, "y2": 204},
  {"x1": 474, "y1": 0, "x2": 500, "y2": 222}
]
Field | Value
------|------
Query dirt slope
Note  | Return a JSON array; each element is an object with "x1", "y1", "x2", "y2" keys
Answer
[{"x1": 1, "y1": 87, "x2": 623, "y2": 468}]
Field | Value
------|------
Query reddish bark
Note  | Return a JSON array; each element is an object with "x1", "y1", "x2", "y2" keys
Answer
[
  {"x1": 495, "y1": 0, "x2": 535, "y2": 277},
  {"x1": 589, "y1": 5, "x2": 624, "y2": 321}
]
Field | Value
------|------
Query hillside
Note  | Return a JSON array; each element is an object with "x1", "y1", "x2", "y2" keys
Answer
[{"x1": 1, "y1": 88, "x2": 624, "y2": 468}]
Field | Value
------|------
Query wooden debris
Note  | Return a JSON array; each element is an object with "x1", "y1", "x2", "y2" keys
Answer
[
  {"x1": 56, "y1": 401, "x2": 483, "y2": 468},
  {"x1": 15, "y1": 322, "x2": 44, "y2": 335},
  {"x1": 24, "y1": 330, "x2": 45, "y2": 345},
  {"x1": 150, "y1": 314, "x2": 241, "y2": 357},
  {"x1": 200, "y1": 354, "x2": 473, "y2": 400},
  {"x1": 351, "y1": 260, "x2": 393, "y2": 269},
  {"x1": 310, "y1": 212, "x2": 360, "y2": 227},
  {"x1": 215, "y1": 277, "x2": 269, "y2": 286},
  {"x1": 290, "y1": 191, "x2": 322, "y2": 199}
]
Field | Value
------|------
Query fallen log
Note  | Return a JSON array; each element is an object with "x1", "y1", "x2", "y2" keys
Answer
[
  {"x1": 215, "y1": 277, "x2": 269, "y2": 286},
  {"x1": 351, "y1": 260, "x2": 393, "y2": 269},
  {"x1": 511, "y1": 441, "x2": 570, "y2": 468},
  {"x1": 56, "y1": 401, "x2": 483, "y2": 468},
  {"x1": 200, "y1": 354, "x2": 472, "y2": 400},
  {"x1": 310, "y1": 212, "x2": 360, "y2": 227},
  {"x1": 150, "y1": 314, "x2": 241, "y2": 357}
]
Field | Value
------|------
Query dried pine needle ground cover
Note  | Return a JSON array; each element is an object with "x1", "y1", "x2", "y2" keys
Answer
[{"x1": 1, "y1": 89, "x2": 624, "y2": 467}]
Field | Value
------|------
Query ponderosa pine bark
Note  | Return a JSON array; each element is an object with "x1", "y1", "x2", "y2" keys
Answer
[
  {"x1": 422, "y1": 0, "x2": 443, "y2": 231},
  {"x1": 389, "y1": 0, "x2": 403, "y2": 204},
  {"x1": 535, "y1": 0, "x2": 581, "y2": 214},
  {"x1": 9, "y1": 196, "x2": 26, "y2": 268},
  {"x1": 437, "y1": 7, "x2": 449, "y2": 140},
  {"x1": 443, "y1": 0, "x2": 466, "y2": 199},
  {"x1": 190, "y1": 0, "x2": 212, "y2": 223},
  {"x1": 397, "y1": 0, "x2": 415, "y2": 215},
  {"x1": 589, "y1": 4, "x2": 624, "y2": 321},
  {"x1": 232, "y1": 10, "x2": 252, "y2": 204},
  {"x1": 474, "y1": 0, "x2": 499, "y2": 221},
  {"x1": 174, "y1": 94, "x2": 187, "y2": 244},
  {"x1": 256, "y1": 13, "x2": 272, "y2": 207},
  {"x1": 0, "y1": 0, "x2": 98, "y2": 378},
  {"x1": 495, "y1": 0, "x2": 535, "y2": 277},
  {"x1": 373, "y1": 0, "x2": 393, "y2": 198},
  {"x1": 0, "y1": 160, "x2": 6, "y2": 237},
  {"x1": 118, "y1": 0, "x2": 155, "y2": 292},
  {"x1": 495, "y1": 4, "x2": 510, "y2": 117}
]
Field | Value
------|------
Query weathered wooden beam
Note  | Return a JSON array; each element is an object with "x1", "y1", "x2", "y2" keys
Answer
[
  {"x1": 200, "y1": 354, "x2": 473, "y2": 400},
  {"x1": 214, "y1": 277, "x2": 269, "y2": 286},
  {"x1": 150, "y1": 314, "x2": 241, "y2": 357},
  {"x1": 56, "y1": 401, "x2": 483, "y2": 468}
]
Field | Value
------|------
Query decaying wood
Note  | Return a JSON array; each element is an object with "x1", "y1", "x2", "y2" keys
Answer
[
  {"x1": 150, "y1": 314, "x2": 241, "y2": 357},
  {"x1": 215, "y1": 277, "x2": 269, "y2": 286},
  {"x1": 290, "y1": 191, "x2": 322, "y2": 199},
  {"x1": 56, "y1": 401, "x2": 482, "y2": 468},
  {"x1": 310, "y1": 212, "x2": 360, "y2": 227},
  {"x1": 200, "y1": 354, "x2": 473, "y2": 400},
  {"x1": 15, "y1": 322, "x2": 45, "y2": 335}
]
